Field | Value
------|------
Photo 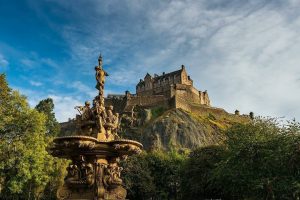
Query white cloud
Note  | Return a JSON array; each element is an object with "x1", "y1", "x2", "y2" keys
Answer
[
  {"x1": 69, "y1": 81, "x2": 97, "y2": 98},
  {"x1": 48, "y1": 94, "x2": 82, "y2": 122},
  {"x1": 21, "y1": 58, "x2": 36, "y2": 68},
  {"x1": 20, "y1": 54, "x2": 60, "y2": 70},
  {"x1": 0, "y1": 53, "x2": 9, "y2": 68},
  {"x1": 13, "y1": 86, "x2": 84, "y2": 122},
  {"x1": 29, "y1": 80, "x2": 43, "y2": 86}
]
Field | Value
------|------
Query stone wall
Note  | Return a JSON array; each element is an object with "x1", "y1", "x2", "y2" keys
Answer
[
  {"x1": 105, "y1": 97, "x2": 127, "y2": 114},
  {"x1": 172, "y1": 95, "x2": 192, "y2": 112},
  {"x1": 172, "y1": 94, "x2": 224, "y2": 116},
  {"x1": 199, "y1": 91, "x2": 210, "y2": 106},
  {"x1": 126, "y1": 95, "x2": 169, "y2": 109},
  {"x1": 172, "y1": 84, "x2": 209, "y2": 105}
]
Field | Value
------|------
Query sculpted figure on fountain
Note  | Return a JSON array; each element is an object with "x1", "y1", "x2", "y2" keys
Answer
[{"x1": 74, "y1": 55, "x2": 120, "y2": 141}]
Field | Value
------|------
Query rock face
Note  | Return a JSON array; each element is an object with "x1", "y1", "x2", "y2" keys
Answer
[
  {"x1": 129, "y1": 109, "x2": 222, "y2": 151},
  {"x1": 123, "y1": 108, "x2": 249, "y2": 151}
]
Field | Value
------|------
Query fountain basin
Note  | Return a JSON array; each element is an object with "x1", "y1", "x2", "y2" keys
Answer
[{"x1": 49, "y1": 136, "x2": 143, "y2": 200}]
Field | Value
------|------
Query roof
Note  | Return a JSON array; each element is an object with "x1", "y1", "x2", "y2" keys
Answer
[
  {"x1": 153, "y1": 69, "x2": 182, "y2": 81},
  {"x1": 137, "y1": 68, "x2": 184, "y2": 87}
]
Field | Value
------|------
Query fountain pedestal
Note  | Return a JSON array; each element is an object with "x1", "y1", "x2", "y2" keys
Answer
[{"x1": 50, "y1": 136, "x2": 142, "y2": 200}]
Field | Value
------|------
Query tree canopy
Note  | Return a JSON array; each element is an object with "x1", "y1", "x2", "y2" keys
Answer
[
  {"x1": 0, "y1": 73, "x2": 66, "y2": 199},
  {"x1": 35, "y1": 98, "x2": 60, "y2": 137}
]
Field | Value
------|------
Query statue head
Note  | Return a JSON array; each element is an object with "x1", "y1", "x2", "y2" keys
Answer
[
  {"x1": 85, "y1": 101, "x2": 91, "y2": 107},
  {"x1": 108, "y1": 105, "x2": 114, "y2": 111}
]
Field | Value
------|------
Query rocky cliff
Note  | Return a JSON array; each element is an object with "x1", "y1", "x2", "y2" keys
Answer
[{"x1": 121, "y1": 107, "x2": 250, "y2": 151}]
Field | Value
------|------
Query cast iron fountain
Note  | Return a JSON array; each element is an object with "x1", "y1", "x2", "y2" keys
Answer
[{"x1": 50, "y1": 55, "x2": 143, "y2": 200}]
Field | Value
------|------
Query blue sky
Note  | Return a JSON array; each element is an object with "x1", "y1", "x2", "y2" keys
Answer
[{"x1": 1, "y1": 0, "x2": 300, "y2": 122}]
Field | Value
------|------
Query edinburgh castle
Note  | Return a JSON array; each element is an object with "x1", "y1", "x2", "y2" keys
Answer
[{"x1": 105, "y1": 65, "x2": 211, "y2": 114}]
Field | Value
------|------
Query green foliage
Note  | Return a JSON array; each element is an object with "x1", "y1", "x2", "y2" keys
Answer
[
  {"x1": 151, "y1": 107, "x2": 166, "y2": 119},
  {"x1": 123, "y1": 151, "x2": 187, "y2": 200},
  {"x1": 0, "y1": 74, "x2": 66, "y2": 199},
  {"x1": 182, "y1": 118, "x2": 300, "y2": 200},
  {"x1": 122, "y1": 153, "x2": 155, "y2": 199},
  {"x1": 35, "y1": 98, "x2": 60, "y2": 137},
  {"x1": 181, "y1": 145, "x2": 227, "y2": 199}
]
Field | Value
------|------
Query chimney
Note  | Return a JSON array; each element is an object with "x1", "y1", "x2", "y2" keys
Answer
[
  {"x1": 163, "y1": 72, "x2": 165, "y2": 75},
  {"x1": 181, "y1": 65, "x2": 185, "y2": 70}
]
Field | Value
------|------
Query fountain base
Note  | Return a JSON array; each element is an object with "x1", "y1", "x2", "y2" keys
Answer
[{"x1": 50, "y1": 136, "x2": 142, "y2": 200}]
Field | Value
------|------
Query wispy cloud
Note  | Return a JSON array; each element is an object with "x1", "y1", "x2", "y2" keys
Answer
[
  {"x1": 0, "y1": 53, "x2": 9, "y2": 68},
  {"x1": 48, "y1": 94, "x2": 82, "y2": 122},
  {"x1": 13, "y1": 86, "x2": 83, "y2": 122},
  {"x1": 29, "y1": 80, "x2": 43, "y2": 87},
  {"x1": 69, "y1": 81, "x2": 97, "y2": 98},
  {"x1": 20, "y1": 54, "x2": 60, "y2": 69},
  {"x1": 21, "y1": 58, "x2": 36, "y2": 68}
]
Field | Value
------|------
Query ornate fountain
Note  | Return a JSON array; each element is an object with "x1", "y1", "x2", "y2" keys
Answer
[{"x1": 50, "y1": 55, "x2": 143, "y2": 200}]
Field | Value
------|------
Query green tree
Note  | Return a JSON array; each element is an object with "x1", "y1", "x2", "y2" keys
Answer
[
  {"x1": 181, "y1": 145, "x2": 227, "y2": 200},
  {"x1": 0, "y1": 74, "x2": 66, "y2": 199},
  {"x1": 212, "y1": 118, "x2": 300, "y2": 199},
  {"x1": 122, "y1": 153, "x2": 156, "y2": 200},
  {"x1": 123, "y1": 151, "x2": 186, "y2": 200},
  {"x1": 35, "y1": 98, "x2": 60, "y2": 137},
  {"x1": 180, "y1": 119, "x2": 300, "y2": 200}
]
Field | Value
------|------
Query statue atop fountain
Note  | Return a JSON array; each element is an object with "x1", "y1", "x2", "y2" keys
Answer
[{"x1": 50, "y1": 55, "x2": 143, "y2": 200}]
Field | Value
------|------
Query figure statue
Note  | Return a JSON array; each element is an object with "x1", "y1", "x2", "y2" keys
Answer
[
  {"x1": 106, "y1": 105, "x2": 115, "y2": 123},
  {"x1": 104, "y1": 106, "x2": 119, "y2": 139},
  {"x1": 73, "y1": 56, "x2": 121, "y2": 141},
  {"x1": 93, "y1": 96, "x2": 106, "y2": 134},
  {"x1": 75, "y1": 101, "x2": 93, "y2": 121},
  {"x1": 112, "y1": 113, "x2": 120, "y2": 137},
  {"x1": 65, "y1": 164, "x2": 80, "y2": 183},
  {"x1": 95, "y1": 54, "x2": 109, "y2": 96},
  {"x1": 103, "y1": 163, "x2": 123, "y2": 187}
]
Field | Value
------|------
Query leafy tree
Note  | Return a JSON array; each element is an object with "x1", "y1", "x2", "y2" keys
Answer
[
  {"x1": 0, "y1": 74, "x2": 66, "y2": 199},
  {"x1": 212, "y1": 118, "x2": 300, "y2": 199},
  {"x1": 180, "y1": 118, "x2": 300, "y2": 200},
  {"x1": 35, "y1": 98, "x2": 60, "y2": 137},
  {"x1": 123, "y1": 151, "x2": 186, "y2": 200},
  {"x1": 146, "y1": 151, "x2": 186, "y2": 200},
  {"x1": 122, "y1": 153, "x2": 156, "y2": 200},
  {"x1": 181, "y1": 145, "x2": 227, "y2": 199}
]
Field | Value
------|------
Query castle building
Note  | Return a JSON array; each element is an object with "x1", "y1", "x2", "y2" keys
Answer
[
  {"x1": 136, "y1": 65, "x2": 210, "y2": 106},
  {"x1": 105, "y1": 65, "x2": 210, "y2": 113}
]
